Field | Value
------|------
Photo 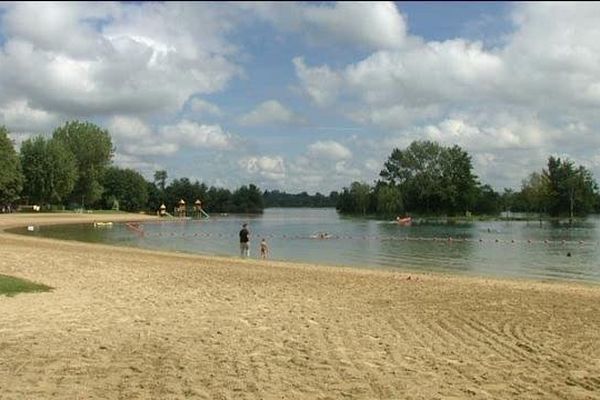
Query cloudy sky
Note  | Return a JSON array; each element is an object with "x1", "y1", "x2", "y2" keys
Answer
[{"x1": 1, "y1": 1, "x2": 600, "y2": 194}]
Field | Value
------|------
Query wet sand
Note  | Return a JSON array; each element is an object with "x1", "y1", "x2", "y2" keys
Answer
[{"x1": 1, "y1": 213, "x2": 599, "y2": 399}]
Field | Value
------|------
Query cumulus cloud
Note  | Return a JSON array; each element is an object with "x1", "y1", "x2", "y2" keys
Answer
[
  {"x1": 308, "y1": 140, "x2": 352, "y2": 161},
  {"x1": 239, "y1": 155, "x2": 286, "y2": 180},
  {"x1": 245, "y1": 1, "x2": 407, "y2": 50},
  {"x1": 0, "y1": 100, "x2": 61, "y2": 133},
  {"x1": 0, "y1": 2, "x2": 241, "y2": 118},
  {"x1": 238, "y1": 100, "x2": 305, "y2": 126},
  {"x1": 160, "y1": 120, "x2": 237, "y2": 150},
  {"x1": 108, "y1": 117, "x2": 237, "y2": 157},
  {"x1": 289, "y1": 2, "x2": 600, "y2": 189}
]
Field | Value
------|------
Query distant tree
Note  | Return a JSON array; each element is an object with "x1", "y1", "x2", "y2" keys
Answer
[
  {"x1": 231, "y1": 184, "x2": 264, "y2": 213},
  {"x1": 520, "y1": 172, "x2": 548, "y2": 217},
  {"x1": 101, "y1": 167, "x2": 148, "y2": 211},
  {"x1": 379, "y1": 140, "x2": 478, "y2": 214},
  {"x1": 0, "y1": 126, "x2": 23, "y2": 205},
  {"x1": 350, "y1": 181, "x2": 371, "y2": 216},
  {"x1": 543, "y1": 156, "x2": 598, "y2": 217},
  {"x1": 53, "y1": 121, "x2": 113, "y2": 207},
  {"x1": 472, "y1": 184, "x2": 501, "y2": 215},
  {"x1": 376, "y1": 185, "x2": 403, "y2": 217},
  {"x1": 20, "y1": 136, "x2": 77, "y2": 206},
  {"x1": 146, "y1": 182, "x2": 162, "y2": 212},
  {"x1": 154, "y1": 170, "x2": 167, "y2": 192},
  {"x1": 206, "y1": 186, "x2": 233, "y2": 213}
]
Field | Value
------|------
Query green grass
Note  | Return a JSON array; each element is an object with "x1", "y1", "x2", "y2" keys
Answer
[{"x1": 0, "y1": 274, "x2": 52, "y2": 297}]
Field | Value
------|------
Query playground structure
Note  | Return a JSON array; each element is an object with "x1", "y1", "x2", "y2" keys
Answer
[
  {"x1": 193, "y1": 199, "x2": 210, "y2": 219},
  {"x1": 158, "y1": 199, "x2": 209, "y2": 219}
]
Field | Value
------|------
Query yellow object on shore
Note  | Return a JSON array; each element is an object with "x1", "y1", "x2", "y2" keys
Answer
[{"x1": 93, "y1": 221, "x2": 113, "y2": 228}]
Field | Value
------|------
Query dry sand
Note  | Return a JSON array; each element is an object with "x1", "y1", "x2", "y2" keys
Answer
[{"x1": 0, "y1": 212, "x2": 599, "y2": 399}]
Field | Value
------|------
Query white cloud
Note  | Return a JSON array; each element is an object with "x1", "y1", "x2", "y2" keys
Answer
[
  {"x1": 0, "y1": 100, "x2": 60, "y2": 132},
  {"x1": 189, "y1": 98, "x2": 223, "y2": 117},
  {"x1": 108, "y1": 115, "x2": 153, "y2": 141},
  {"x1": 288, "y1": 3, "x2": 600, "y2": 189},
  {"x1": 238, "y1": 100, "x2": 305, "y2": 126},
  {"x1": 293, "y1": 58, "x2": 343, "y2": 107},
  {"x1": 0, "y1": 2, "x2": 241, "y2": 118},
  {"x1": 308, "y1": 140, "x2": 352, "y2": 161},
  {"x1": 160, "y1": 120, "x2": 236, "y2": 150},
  {"x1": 245, "y1": 2, "x2": 407, "y2": 50},
  {"x1": 239, "y1": 155, "x2": 286, "y2": 180}
]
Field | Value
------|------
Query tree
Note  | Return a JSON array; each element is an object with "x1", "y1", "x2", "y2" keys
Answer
[
  {"x1": 20, "y1": 136, "x2": 77, "y2": 206},
  {"x1": 376, "y1": 185, "x2": 403, "y2": 217},
  {"x1": 543, "y1": 157, "x2": 598, "y2": 217},
  {"x1": 154, "y1": 170, "x2": 167, "y2": 192},
  {"x1": 472, "y1": 184, "x2": 501, "y2": 215},
  {"x1": 101, "y1": 167, "x2": 148, "y2": 211},
  {"x1": 0, "y1": 126, "x2": 23, "y2": 206},
  {"x1": 231, "y1": 184, "x2": 264, "y2": 213},
  {"x1": 350, "y1": 181, "x2": 371, "y2": 216},
  {"x1": 520, "y1": 172, "x2": 548, "y2": 218},
  {"x1": 379, "y1": 140, "x2": 478, "y2": 214},
  {"x1": 53, "y1": 120, "x2": 113, "y2": 207}
]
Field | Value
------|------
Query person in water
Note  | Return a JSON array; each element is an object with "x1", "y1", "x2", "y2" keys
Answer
[{"x1": 260, "y1": 238, "x2": 269, "y2": 259}]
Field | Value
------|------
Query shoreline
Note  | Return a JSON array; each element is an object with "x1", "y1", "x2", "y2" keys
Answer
[
  {"x1": 1, "y1": 213, "x2": 600, "y2": 399},
  {"x1": 3, "y1": 212, "x2": 598, "y2": 289}
]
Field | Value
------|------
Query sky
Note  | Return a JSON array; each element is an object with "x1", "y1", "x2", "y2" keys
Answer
[{"x1": 1, "y1": 1, "x2": 600, "y2": 194}]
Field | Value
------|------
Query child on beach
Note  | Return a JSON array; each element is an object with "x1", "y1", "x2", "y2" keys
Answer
[{"x1": 259, "y1": 238, "x2": 269, "y2": 259}]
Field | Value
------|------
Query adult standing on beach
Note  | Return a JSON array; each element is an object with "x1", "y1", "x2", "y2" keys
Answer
[{"x1": 239, "y1": 223, "x2": 250, "y2": 258}]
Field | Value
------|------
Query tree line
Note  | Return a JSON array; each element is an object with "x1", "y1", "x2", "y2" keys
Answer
[
  {"x1": 0, "y1": 122, "x2": 264, "y2": 214},
  {"x1": 2, "y1": 123, "x2": 599, "y2": 218},
  {"x1": 337, "y1": 140, "x2": 600, "y2": 218},
  {"x1": 263, "y1": 190, "x2": 338, "y2": 208}
]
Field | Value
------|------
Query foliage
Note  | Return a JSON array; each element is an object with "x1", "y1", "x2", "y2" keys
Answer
[
  {"x1": 376, "y1": 184, "x2": 403, "y2": 217},
  {"x1": 263, "y1": 190, "x2": 337, "y2": 207},
  {"x1": 20, "y1": 136, "x2": 77, "y2": 205},
  {"x1": 101, "y1": 166, "x2": 149, "y2": 212},
  {"x1": 542, "y1": 157, "x2": 598, "y2": 217},
  {"x1": 0, "y1": 126, "x2": 24, "y2": 205},
  {"x1": 230, "y1": 184, "x2": 264, "y2": 213},
  {"x1": 379, "y1": 141, "x2": 479, "y2": 215},
  {"x1": 53, "y1": 120, "x2": 113, "y2": 207}
]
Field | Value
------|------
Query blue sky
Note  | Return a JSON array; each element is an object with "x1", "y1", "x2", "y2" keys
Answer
[{"x1": 1, "y1": 2, "x2": 600, "y2": 194}]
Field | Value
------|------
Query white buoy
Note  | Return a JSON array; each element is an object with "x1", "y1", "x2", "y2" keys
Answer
[{"x1": 27, "y1": 226, "x2": 35, "y2": 231}]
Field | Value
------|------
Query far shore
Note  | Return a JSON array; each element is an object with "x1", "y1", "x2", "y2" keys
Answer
[{"x1": 1, "y1": 212, "x2": 599, "y2": 399}]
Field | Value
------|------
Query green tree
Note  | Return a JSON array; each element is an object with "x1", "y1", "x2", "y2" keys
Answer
[
  {"x1": 0, "y1": 126, "x2": 24, "y2": 206},
  {"x1": 472, "y1": 184, "x2": 501, "y2": 215},
  {"x1": 376, "y1": 185, "x2": 403, "y2": 217},
  {"x1": 520, "y1": 172, "x2": 548, "y2": 217},
  {"x1": 543, "y1": 157, "x2": 598, "y2": 217},
  {"x1": 231, "y1": 184, "x2": 264, "y2": 213},
  {"x1": 53, "y1": 120, "x2": 113, "y2": 207},
  {"x1": 154, "y1": 170, "x2": 167, "y2": 191},
  {"x1": 379, "y1": 140, "x2": 478, "y2": 214},
  {"x1": 350, "y1": 181, "x2": 371, "y2": 216},
  {"x1": 101, "y1": 167, "x2": 148, "y2": 211},
  {"x1": 20, "y1": 136, "x2": 77, "y2": 206}
]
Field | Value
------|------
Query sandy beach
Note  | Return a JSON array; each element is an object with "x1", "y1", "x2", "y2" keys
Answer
[{"x1": 0, "y1": 213, "x2": 599, "y2": 399}]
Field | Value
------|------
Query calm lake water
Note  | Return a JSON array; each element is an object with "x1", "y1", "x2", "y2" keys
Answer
[{"x1": 12, "y1": 208, "x2": 600, "y2": 283}]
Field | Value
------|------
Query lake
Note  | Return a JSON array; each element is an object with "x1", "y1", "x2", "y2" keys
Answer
[{"x1": 12, "y1": 208, "x2": 600, "y2": 283}]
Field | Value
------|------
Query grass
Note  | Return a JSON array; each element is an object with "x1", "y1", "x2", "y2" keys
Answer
[{"x1": 0, "y1": 274, "x2": 52, "y2": 297}]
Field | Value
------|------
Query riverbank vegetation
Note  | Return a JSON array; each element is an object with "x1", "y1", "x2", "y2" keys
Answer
[
  {"x1": 1, "y1": 122, "x2": 599, "y2": 219},
  {"x1": 1, "y1": 122, "x2": 264, "y2": 215},
  {"x1": 337, "y1": 140, "x2": 600, "y2": 219}
]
